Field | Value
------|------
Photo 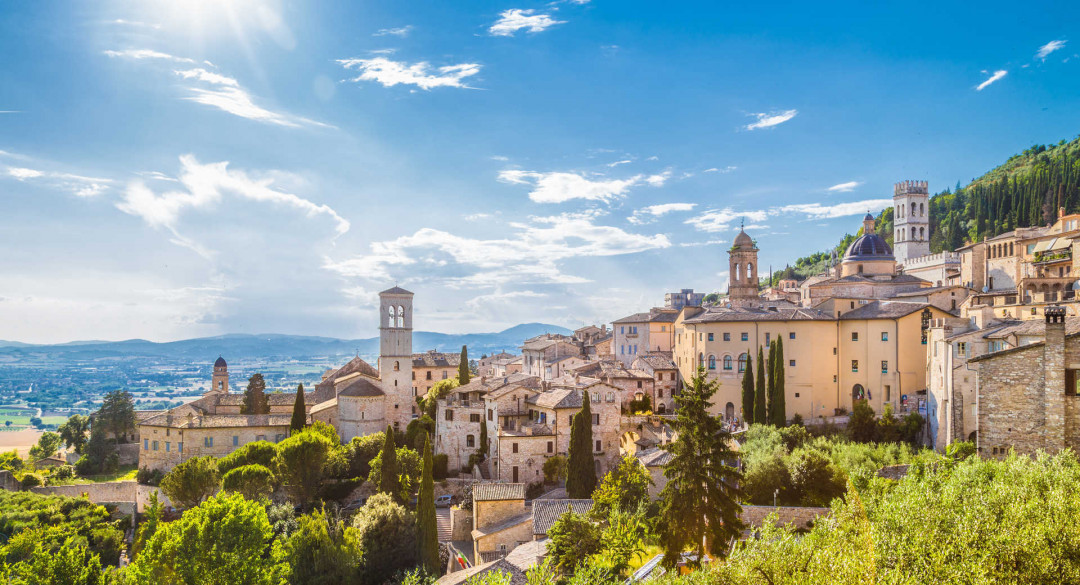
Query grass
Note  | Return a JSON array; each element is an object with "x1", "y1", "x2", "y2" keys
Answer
[
  {"x1": 626, "y1": 544, "x2": 664, "y2": 573},
  {"x1": 48, "y1": 465, "x2": 139, "y2": 485}
]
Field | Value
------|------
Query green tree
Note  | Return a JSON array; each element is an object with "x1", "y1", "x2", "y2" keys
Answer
[
  {"x1": 57, "y1": 414, "x2": 91, "y2": 454},
  {"x1": 351, "y1": 493, "x2": 417, "y2": 584},
  {"x1": 787, "y1": 448, "x2": 845, "y2": 507},
  {"x1": 657, "y1": 367, "x2": 744, "y2": 567},
  {"x1": 346, "y1": 432, "x2": 386, "y2": 478},
  {"x1": 566, "y1": 392, "x2": 596, "y2": 499},
  {"x1": 754, "y1": 347, "x2": 767, "y2": 425},
  {"x1": 218, "y1": 440, "x2": 279, "y2": 476},
  {"x1": 376, "y1": 425, "x2": 400, "y2": 501},
  {"x1": 126, "y1": 492, "x2": 287, "y2": 585},
  {"x1": 0, "y1": 532, "x2": 105, "y2": 585},
  {"x1": 591, "y1": 455, "x2": 652, "y2": 519},
  {"x1": 276, "y1": 428, "x2": 334, "y2": 507},
  {"x1": 405, "y1": 415, "x2": 435, "y2": 451},
  {"x1": 76, "y1": 423, "x2": 115, "y2": 475},
  {"x1": 741, "y1": 349, "x2": 755, "y2": 424},
  {"x1": 97, "y1": 390, "x2": 136, "y2": 442},
  {"x1": 369, "y1": 446, "x2": 422, "y2": 504},
  {"x1": 241, "y1": 373, "x2": 270, "y2": 415},
  {"x1": 291, "y1": 383, "x2": 307, "y2": 434},
  {"x1": 282, "y1": 507, "x2": 359, "y2": 585},
  {"x1": 771, "y1": 337, "x2": 786, "y2": 427},
  {"x1": 597, "y1": 510, "x2": 646, "y2": 575},
  {"x1": 766, "y1": 340, "x2": 776, "y2": 426},
  {"x1": 417, "y1": 433, "x2": 439, "y2": 575},
  {"x1": 543, "y1": 455, "x2": 568, "y2": 484},
  {"x1": 479, "y1": 416, "x2": 489, "y2": 460},
  {"x1": 547, "y1": 507, "x2": 601, "y2": 574},
  {"x1": 458, "y1": 345, "x2": 470, "y2": 384},
  {"x1": 222, "y1": 464, "x2": 275, "y2": 501},
  {"x1": 160, "y1": 455, "x2": 221, "y2": 509},
  {"x1": 133, "y1": 490, "x2": 162, "y2": 560},
  {"x1": 29, "y1": 431, "x2": 62, "y2": 461},
  {"x1": 847, "y1": 400, "x2": 879, "y2": 443}
]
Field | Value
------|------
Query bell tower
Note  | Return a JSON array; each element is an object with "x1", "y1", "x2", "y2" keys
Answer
[
  {"x1": 379, "y1": 286, "x2": 415, "y2": 429},
  {"x1": 210, "y1": 356, "x2": 229, "y2": 395},
  {"x1": 893, "y1": 180, "x2": 930, "y2": 265},
  {"x1": 728, "y1": 226, "x2": 761, "y2": 309}
]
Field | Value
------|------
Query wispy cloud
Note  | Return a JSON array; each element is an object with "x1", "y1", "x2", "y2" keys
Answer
[
  {"x1": 775, "y1": 198, "x2": 892, "y2": 219},
  {"x1": 703, "y1": 166, "x2": 737, "y2": 174},
  {"x1": 685, "y1": 197, "x2": 892, "y2": 232},
  {"x1": 975, "y1": 70, "x2": 1007, "y2": 91},
  {"x1": 4, "y1": 165, "x2": 112, "y2": 197},
  {"x1": 338, "y1": 57, "x2": 481, "y2": 90},
  {"x1": 497, "y1": 169, "x2": 669, "y2": 203},
  {"x1": 104, "y1": 49, "x2": 195, "y2": 64},
  {"x1": 685, "y1": 208, "x2": 770, "y2": 233},
  {"x1": 111, "y1": 19, "x2": 161, "y2": 30},
  {"x1": 745, "y1": 109, "x2": 797, "y2": 130},
  {"x1": 628, "y1": 202, "x2": 696, "y2": 225},
  {"x1": 607, "y1": 159, "x2": 632, "y2": 168},
  {"x1": 1036, "y1": 40, "x2": 1067, "y2": 60},
  {"x1": 489, "y1": 9, "x2": 565, "y2": 36},
  {"x1": 374, "y1": 25, "x2": 413, "y2": 37},
  {"x1": 827, "y1": 181, "x2": 862, "y2": 193}
]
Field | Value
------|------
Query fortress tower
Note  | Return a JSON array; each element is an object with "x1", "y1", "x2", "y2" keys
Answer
[
  {"x1": 893, "y1": 180, "x2": 930, "y2": 265},
  {"x1": 379, "y1": 286, "x2": 415, "y2": 428},
  {"x1": 209, "y1": 356, "x2": 229, "y2": 395},
  {"x1": 728, "y1": 227, "x2": 761, "y2": 309}
]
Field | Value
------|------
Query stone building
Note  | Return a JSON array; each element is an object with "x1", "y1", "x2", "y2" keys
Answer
[
  {"x1": 664, "y1": 288, "x2": 705, "y2": 310},
  {"x1": 478, "y1": 352, "x2": 516, "y2": 377},
  {"x1": 728, "y1": 228, "x2": 761, "y2": 309},
  {"x1": 521, "y1": 335, "x2": 582, "y2": 380},
  {"x1": 612, "y1": 308, "x2": 678, "y2": 365},
  {"x1": 893, "y1": 180, "x2": 931, "y2": 266},
  {"x1": 412, "y1": 350, "x2": 462, "y2": 397},
  {"x1": 470, "y1": 483, "x2": 531, "y2": 564}
]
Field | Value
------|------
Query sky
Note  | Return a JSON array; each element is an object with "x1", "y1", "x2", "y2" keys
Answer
[{"x1": 1, "y1": 1, "x2": 1078, "y2": 344}]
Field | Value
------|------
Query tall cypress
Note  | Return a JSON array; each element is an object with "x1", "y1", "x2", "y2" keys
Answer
[
  {"x1": 241, "y1": 373, "x2": 269, "y2": 415},
  {"x1": 766, "y1": 341, "x2": 776, "y2": 425},
  {"x1": 290, "y1": 383, "x2": 306, "y2": 434},
  {"x1": 378, "y1": 425, "x2": 401, "y2": 502},
  {"x1": 740, "y1": 350, "x2": 754, "y2": 425},
  {"x1": 566, "y1": 392, "x2": 596, "y2": 498},
  {"x1": 754, "y1": 347, "x2": 767, "y2": 425},
  {"x1": 417, "y1": 433, "x2": 439, "y2": 574},
  {"x1": 458, "y1": 345, "x2": 470, "y2": 384},
  {"x1": 772, "y1": 338, "x2": 786, "y2": 427}
]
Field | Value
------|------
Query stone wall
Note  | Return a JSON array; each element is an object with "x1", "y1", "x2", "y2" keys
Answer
[
  {"x1": 32, "y1": 480, "x2": 137, "y2": 502},
  {"x1": 116, "y1": 443, "x2": 140, "y2": 466},
  {"x1": 450, "y1": 507, "x2": 474, "y2": 541},
  {"x1": 740, "y1": 505, "x2": 830, "y2": 531},
  {"x1": 0, "y1": 470, "x2": 19, "y2": 492}
]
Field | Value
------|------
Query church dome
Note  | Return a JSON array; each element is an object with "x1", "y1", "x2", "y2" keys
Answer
[
  {"x1": 844, "y1": 233, "x2": 893, "y2": 261},
  {"x1": 214, "y1": 356, "x2": 227, "y2": 368},
  {"x1": 733, "y1": 229, "x2": 754, "y2": 249}
]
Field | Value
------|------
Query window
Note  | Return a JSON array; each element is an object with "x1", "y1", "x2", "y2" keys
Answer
[
  {"x1": 657, "y1": 373, "x2": 663, "y2": 381},
  {"x1": 152, "y1": 441, "x2": 159, "y2": 451},
  {"x1": 165, "y1": 442, "x2": 171, "y2": 452},
  {"x1": 833, "y1": 347, "x2": 837, "y2": 355},
  {"x1": 989, "y1": 341, "x2": 1004, "y2": 352},
  {"x1": 204, "y1": 437, "x2": 213, "y2": 448},
  {"x1": 851, "y1": 332, "x2": 859, "y2": 341},
  {"x1": 698, "y1": 353, "x2": 704, "y2": 368},
  {"x1": 637, "y1": 381, "x2": 643, "y2": 388},
  {"x1": 881, "y1": 360, "x2": 888, "y2": 373},
  {"x1": 671, "y1": 372, "x2": 676, "y2": 381},
  {"x1": 723, "y1": 355, "x2": 733, "y2": 370},
  {"x1": 851, "y1": 360, "x2": 859, "y2": 372},
  {"x1": 592, "y1": 392, "x2": 600, "y2": 403},
  {"x1": 708, "y1": 355, "x2": 716, "y2": 370},
  {"x1": 620, "y1": 326, "x2": 625, "y2": 334},
  {"x1": 956, "y1": 342, "x2": 967, "y2": 357},
  {"x1": 789, "y1": 359, "x2": 796, "y2": 367},
  {"x1": 658, "y1": 389, "x2": 664, "y2": 398},
  {"x1": 178, "y1": 442, "x2": 183, "y2": 453},
  {"x1": 708, "y1": 333, "x2": 714, "y2": 341},
  {"x1": 467, "y1": 435, "x2": 475, "y2": 448},
  {"x1": 881, "y1": 332, "x2": 888, "y2": 341},
  {"x1": 789, "y1": 332, "x2": 796, "y2": 340},
  {"x1": 595, "y1": 440, "x2": 602, "y2": 452},
  {"x1": 738, "y1": 353, "x2": 748, "y2": 373},
  {"x1": 394, "y1": 360, "x2": 400, "y2": 371},
  {"x1": 607, "y1": 392, "x2": 615, "y2": 402},
  {"x1": 723, "y1": 332, "x2": 731, "y2": 341},
  {"x1": 143, "y1": 439, "x2": 149, "y2": 450},
  {"x1": 275, "y1": 434, "x2": 283, "y2": 443},
  {"x1": 592, "y1": 413, "x2": 600, "y2": 425},
  {"x1": 512, "y1": 443, "x2": 518, "y2": 454},
  {"x1": 445, "y1": 410, "x2": 454, "y2": 421},
  {"x1": 833, "y1": 375, "x2": 838, "y2": 383},
  {"x1": 442, "y1": 371, "x2": 448, "y2": 380},
  {"x1": 765, "y1": 333, "x2": 771, "y2": 344},
  {"x1": 470, "y1": 413, "x2": 481, "y2": 423},
  {"x1": 885, "y1": 386, "x2": 891, "y2": 401},
  {"x1": 426, "y1": 371, "x2": 432, "y2": 380},
  {"x1": 547, "y1": 441, "x2": 553, "y2": 453},
  {"x1": 741, "y1": 332, "x2": 749, "y2": 341},
  {"x1": 795, "y1": 393, "x2": 800, "y2": 398},
  {"x1": 233, "y1": 436, "x2": 239, "y2": 447}
]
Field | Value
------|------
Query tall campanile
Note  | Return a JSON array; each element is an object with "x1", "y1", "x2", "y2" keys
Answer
[{"x1": 379, "y1": 286, "x2": 415, "y2": 429}]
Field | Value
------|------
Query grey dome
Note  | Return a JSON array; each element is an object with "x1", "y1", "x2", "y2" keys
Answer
[
  {"x1": 214, "y1": 356, "x2": 227, "y2": 368},
  {"x1": 844, "y1": 233, "x2": 893, "y2": 261},
  {"x1": 733, "y1": 229, "x2": 754, "y2": 248}
]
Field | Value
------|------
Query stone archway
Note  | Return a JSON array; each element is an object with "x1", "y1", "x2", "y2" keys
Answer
[
  {"x1": 852, "y1": 384, "x2": 866, "y2": 402},
  {"x1": 725, "y1": 402, "x2": 735, "y2": 420}
]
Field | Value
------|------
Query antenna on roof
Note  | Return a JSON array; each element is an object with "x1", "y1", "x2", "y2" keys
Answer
[{"x1": 740, "y1": 217, "x2": 745, "y2": 230}]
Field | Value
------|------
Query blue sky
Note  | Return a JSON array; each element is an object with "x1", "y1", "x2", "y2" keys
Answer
[{"x1": 1, "y1": 0, "x2": 1078, "y2": 343}]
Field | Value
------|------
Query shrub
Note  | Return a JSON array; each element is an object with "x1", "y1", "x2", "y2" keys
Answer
[
  {"x1": 20, "y1": 473, "x2": 43, "y2": 489},
  {"x1": 136, "y1": 467, "x2": 164, "y2": 486},
  {"x1": 351, "y1": 493, "x2": 417, "y2": 584},
  {"x1": 217, "y1": 441, "x2": 278, "y2": 476},
  {"x1": 525, "y1": 482, "x2": 546, "y2": 500},
  {"x1": 432, "y1": 453, "x2": 449, "y2": 481},
  {"x1": 222, "y1": 464, "x2": 275, "y2": 501},
  {"x1": 317, "y1": 478, "x2": 363, "y2": 502},
  {"x1": 51, "y1": 465, "x2": 75, "y2": 481}
]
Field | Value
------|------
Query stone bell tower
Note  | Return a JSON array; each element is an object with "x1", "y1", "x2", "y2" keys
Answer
[
  {"x1": 209, "y1": 356, "x2": 229, "y2": 395},
  {"x1": 893, "y1": 180, "x2": 930, "y2": 265},
  {"x1": 728, "y1": 226, "x2": 761, "y2": 309},
  {"x1": 379, "y1": 286, "x2": 415, "y2": 428}
]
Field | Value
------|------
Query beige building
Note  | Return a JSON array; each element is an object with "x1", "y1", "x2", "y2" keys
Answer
[
  {"x1": 612, "y1": 308, "x2": 678, "y2": 365},
  {"x1": 470, "y1": 483, "x2": 532, "y2": 564},
  {"x1": 413, "y1": 350, "x2": 462, "y2": 396}
]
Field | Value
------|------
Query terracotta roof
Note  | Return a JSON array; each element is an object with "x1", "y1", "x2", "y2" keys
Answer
[
  {"x1": 434, "y1": 559, "x2": 526, "y2": 585},
  {"x1": 503, "y1": 539, "x2": 548, "y2": 572},
  {"x1": 682, "y1": 306, "x2": 833, "y2": 324},
  {"x1": 528, "y1": 388, "x2": 582, "y2": 409},
  {"x1": 634, "y1": 352, "x2": 677, "y2": 370},
  {"x1": 532, "y1": 499, "x2": 594, "y2": 536},
  {"x1": 413, "y1": 351, "x2": 461, "y2": 368},
  {"x1": 472, "y1": 483, "x2": 526, "y2": 502},
  {"x1": 613, "y1": 308, "x2": 679, "y2": 324},
  {"x1": 472, "y1": 512, "x2": 532, "y2": 540},
  {"x1": 839, "y1": 301, "x2": 932, "y2": 320},
  {"x1": 337, "y1": 378, "x2": 385, "y2": 397},
  {"x1": 314, "y1": 356, "x2": 379, "y2": 401},
  {"x1": 214, "y1": 392, "x2": 310, "y2": 406}
]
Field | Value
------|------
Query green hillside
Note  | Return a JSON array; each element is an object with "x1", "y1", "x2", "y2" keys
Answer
[{"x1": 772, "y1": 134, "x2": 1080, "y2": 286}]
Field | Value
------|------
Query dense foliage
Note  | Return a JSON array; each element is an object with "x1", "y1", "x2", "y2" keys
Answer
[{"x1": 565, "y1": 392, "x2": 596, "y2": 499}]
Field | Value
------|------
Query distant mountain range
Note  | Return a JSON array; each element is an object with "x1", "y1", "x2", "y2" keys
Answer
[{"x1": 0, "y1": 323, "x2": 572, "y2": 362}]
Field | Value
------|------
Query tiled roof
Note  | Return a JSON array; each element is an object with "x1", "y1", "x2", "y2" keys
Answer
[
  {"x1": 141, "y1": 412, "x2": 292, "y2": 428},
  {"x1": 472, "y1": 512, "x2": 532, "y2": 539},
  {"x1": 636, "y1": 447, "x2": 673, "y2": 467},
  {"x1": 982, "y1": 318, "x2": 1080, "y2": 339},
  {"x1": 892, "y1": 285, "x2": 966, "y2": 297},
  {"x1": 380, "y1": 286, "x2": 413, "y2": 295},
  {"x1": 413, "y1": 351, "x2": 461, "y2": 368},
  {"x1": 434, "y1": 559, "x2": 526, "y2": 585},
  {"x1": 314, "y1": 356, "x2": 379, "y2": 400},
  {"x1": 831, "y1": 273, "x2": 926, "y2": 285},
  {"x1": 613, "y1": 308, "x2": 679, "y2": 324},
  {"x1": 635, "y1": 352, "x2": 677, "y2": 370},
  {"x1": 503, "y1": 539, "x2": 548, "y2": 572},
  {"x1": 472, "y1": 483, "x2": 526, "y2": 502},
  {"x1": 532, "y1": 499, "x2": 594, "y2": 535},
  {"x1": 839, "y1": 301, "x2": 931, "y2": 320},
  {"x1": 683, "y1": 306, "x2": 833, "y2": 324},
  {"x1": 528, "y1": 388, "x2": 582, "y2": 409},
  {"x1": 337, "y1": 377, "x2": 385, "y2": 397},
  {"x1": 214, "y1": 392, "x2": 310, "y2": 406}
]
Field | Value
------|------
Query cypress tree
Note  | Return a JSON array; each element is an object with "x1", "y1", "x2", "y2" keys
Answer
[
  {"x1": 772, "y1": 338, "x2": 786, "y2": 427},
  {"x1": 740, "y1": 350, "x2": 754, "y2": 425},
  {"x1": 417, "y1": 432, "x2": 439, "y2": 574},
  {"x1": 458, "y1": 345, "x2": 470, "y2": 384},
  {"x1": 290, "y1": 383, "x2": 306, "y2": 434},
  {"x1": 378, "y1": 425, "x2": 401, "y2": 501},
  {"x1": 754, "y1": 347, "x2": 767, "y2": 425},
  {"x1": 566, "y1": 391, "x2": 596, "y2": 498},
  {"x1": 241, "y1": 373, "x2": 269, "y2": 415},
  {"x1": 766, "y1": 341, "x2": 777, "y2": 426},
  {"x1": 479, "y1": 415, "x2": 489, "y2": 460}
]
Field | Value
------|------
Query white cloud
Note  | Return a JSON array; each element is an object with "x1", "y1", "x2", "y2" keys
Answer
[
  {"x1": 745, "y1": 109, "x2": 797, "y2": 130},
  {"x1": 679, "y1": 239, "x2": 727, "y2": 248},
  {"x1": 464, "y1": 212, "x2": 493, "y2": 221},
  {"x1": 338, "y1": 57, "x2": 481, "y2": 90},
  {"x1": 827, "y1": 181, "x2": 862, "y2": 192},
  {"x1": 976, "y1": 70, "x2": 1007, "y2": 91},
  {"x1": 111, "y1": 19, "x2": 161, "y2": 29},
  {"x1": 775, "y1": 198, "x2": 892, "y2": 219},
  {"x1": 117, "y1": 155, "x2": 349, "y2": 255},
  {"x1": 7, "y1": 167, "x2": 44, "y2": 180},
  {"x1": 465, "y1": 290, "x2": 546, "y2": 312},
  {"x1": 628, "y1": 202, "x2": 697, "y2": 225},
  {"x1": 103, "y1": 49, "x2": 195, "y2": 63},
  {"x1": 4, "y1": 166, "x2": 112, "y2": 197},
  {"x1": 324, "y1": 211, "x2": 669, "y2": 287},
  {"x1": 607, "y1": 159, "x2": 632, "y2": 167},
  {"x1": 490, "y1": 155, "x2": 509, "y2": 161},
  {"x1": 489, "y1": 9, "x2": 565, "y2": 36},
  {"x1": 685, "y1": 208, "x2": 770, "y2": 233},
  {"x1": 703, "y1": 166, "x2": 737, "y2": 174},
  {"x1": 374, "y1": 25, "x2": 413, "y2": 37},
  {"x1": 497, "y1": 170, "x2": 668, "y2": 204},
  {"x1": 1036, "y1": 40, "x2": 1067, "y2": 60}
]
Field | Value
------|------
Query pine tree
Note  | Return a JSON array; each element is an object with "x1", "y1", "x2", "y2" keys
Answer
[
  {"x1": 740, "y1": 350, "x2": 754, "y2": 424},
  {"x1": 241, "y1": 373, "x2": 269, "y2": 415},
  {"x1": 417, "y1": 433, "x2": 439, "y2": 574},
  {"x1": 458, "y1": 345, "x2": 470, "y2": 384},
  {"x1": 378, "y1": 425, "x2": 401, "y2": 501},
  {"x1": 754, "y1": 348, "x2": 767, "y2": 425},
  {"x1": 766, "y1": 341, "x2": 777, "y2": 426},
  {"x1": 658, "y1": 367, "x2": 744, "y2": 567},
  {"x1": 772, "y1": 337, "x2": 786, "y2": 427},
  {"x1": 290, "y1": 383, "x2": 306, "y2": 434},
  {"x1": 566, "y1": 391, "x2": 596, "y2": 498}
]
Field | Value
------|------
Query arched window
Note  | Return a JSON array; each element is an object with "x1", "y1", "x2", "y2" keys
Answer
[
  {"x1": 911, "y1": 202, "x2": 916, "y2": 216},
  {"x1": 747, "y1": 262, "x2": 754, "y2": 277},
  {"x1": 920, "y1": 203, "x2": 925, "y2": 216},
  {"x1": 396, "y1": 305, "x2": 404, "y2": 328},
  {"x1": 394, "y1": 360, "x2": 400, "y2": 371},
  {"x1": 698, "y1": 353, "x2": 704, "y2": 368},
  {"x1": 426, "y1": 371, "x2": 432, "y2": 380},
  {"x1": 387, "y1": 306, "x2": 395, "y2": 328},
  {"x1": 857, "y1": 264, "x2": 864, "y2": 274},
  {"x1": 734, "y1": 263, "x2": 741, "y2": 282},
  {"x1": 657, "y1": 403, "x2": 666, "y2": 414},
  {"x1": 920, "y1": 227, "x2": 925, "y2": 239},
  {"x1": 723, "y1": 355, "x2": 733, "y2": 370},
  {"x1": 466, "y1": 435, "x2": 475, "y2": 448},
  {"x1": 738, "y1": 353, "x2": 748, "y2": 373},
  {"x1": 708, "y1": 355, "x2": 716, "y2": 370}
]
